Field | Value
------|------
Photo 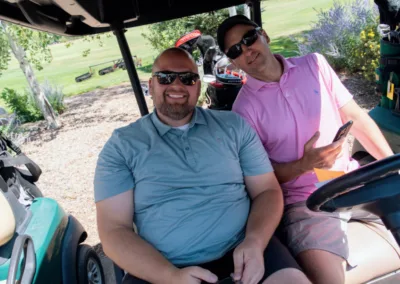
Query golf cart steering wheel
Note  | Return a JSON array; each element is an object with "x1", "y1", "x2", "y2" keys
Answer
[{"x1": 307, "y1": 153, "x2": 400, "y2": 246}]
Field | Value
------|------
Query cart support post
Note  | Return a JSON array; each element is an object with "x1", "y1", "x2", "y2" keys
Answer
[
  {"x1": 111, "y1": 23, "x2": 149, "y2": 116},
  {"x1": 249, "y1": 0, "x2": 262, "y2": 28}
]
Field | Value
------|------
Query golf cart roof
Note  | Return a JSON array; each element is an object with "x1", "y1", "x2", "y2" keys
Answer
[{"x1": 0, "y1": 0, "x2": 246, "y2": 36}]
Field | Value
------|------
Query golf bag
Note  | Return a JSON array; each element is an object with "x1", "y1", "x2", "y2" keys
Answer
[
  {"x1": 175, "y1": 30, "x2": 244, "y2": 111},
  {"x1": 0, "y1": 134, "x2": 43, "y2": 207}
]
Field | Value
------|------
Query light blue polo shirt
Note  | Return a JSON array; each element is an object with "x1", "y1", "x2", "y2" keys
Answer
[{"x1": 94, "y1": 107, "x2": 273, "y2": 266}]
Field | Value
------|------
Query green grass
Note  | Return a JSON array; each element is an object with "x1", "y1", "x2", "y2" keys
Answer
[
  {"x1": 0, "y1": 27, "x2": 157, "y2": 98},
  {"x1": 0, "y1": 0, "x2": 343, "y2": 101},
  {"x1": 266, "y1": 0, "x2": 345, "y2": 58},
  {"x1": 262, "y1": 0, "x2": 337, "y2": 39}
]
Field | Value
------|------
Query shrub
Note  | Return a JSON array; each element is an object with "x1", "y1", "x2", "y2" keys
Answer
[
  {"x1": 1, "y1": 81, "x2": 66, "y2": 124},
  {"x1": 0, "y1": 88, "x2": 42, "y2": 123},
  {"x1": 296, "y1": 0, "x2": 379, "y2": 76},
  {"x1": 26, "y1": 80, "x2": 66, "y2": 116},
  {"x1": 0, "y1": 115, "x2": 30, "y2": 147},
  {"x1": 348, "y1": 23, "x2": 381, "y2": 80},
  {"x1": 39, "y1": 79, "x2": 66, "y2": 114}
]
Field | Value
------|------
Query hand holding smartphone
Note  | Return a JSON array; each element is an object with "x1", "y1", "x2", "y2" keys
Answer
[{"x1": 332, "y1": 120, "x2": 353, "y2": 143}]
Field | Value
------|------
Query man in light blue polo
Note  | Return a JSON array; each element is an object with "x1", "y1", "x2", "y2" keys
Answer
[{"x1": 94, "y1": 47, "x2": 310, "y2": 284}]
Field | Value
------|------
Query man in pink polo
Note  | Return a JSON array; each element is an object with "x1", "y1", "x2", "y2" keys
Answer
[{"x1": 217, "y1": 15, "x2": 400, "y2": 284}]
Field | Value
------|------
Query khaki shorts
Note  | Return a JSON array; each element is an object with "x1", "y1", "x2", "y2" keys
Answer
[{"x1": 280, "y1": 201, "x2": 400, "y2": 268}]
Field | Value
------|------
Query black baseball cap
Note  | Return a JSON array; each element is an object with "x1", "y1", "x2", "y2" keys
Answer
[{"x1": 217, "y1": 15, "x2": 259, "y2": 53}]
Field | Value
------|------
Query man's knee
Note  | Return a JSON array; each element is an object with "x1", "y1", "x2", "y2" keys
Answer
[
  {"x1": 262, "y1": 268, "x2": 311, "y2": 284},
  {"x1": 297, "y1": 249, "x2": 346, "y2": 284}
]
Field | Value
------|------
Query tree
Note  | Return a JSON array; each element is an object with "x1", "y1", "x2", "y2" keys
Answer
[
  {"x1": 142, "y1": 9, "x2": 234, "y2": 53},
  {"x1": 0, "y1": 21, "x2": 60, "y2": 129}
]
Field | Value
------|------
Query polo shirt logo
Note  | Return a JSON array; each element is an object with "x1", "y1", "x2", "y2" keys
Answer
[{"x1": 314, "y1": 89, "x2": 319, "y2": 95}]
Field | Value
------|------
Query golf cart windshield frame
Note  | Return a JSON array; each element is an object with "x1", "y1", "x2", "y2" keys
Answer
[{"x1": 0, "y1": 0, "x2": 262, "y2": 117}]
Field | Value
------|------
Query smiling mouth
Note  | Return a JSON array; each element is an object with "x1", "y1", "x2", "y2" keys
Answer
[
  {"x1": 166, "y1": 94, "x2": 186, "y2": 99},
  {"x1": 248, "y1": 53, "x2": 259, "y2": 65}
]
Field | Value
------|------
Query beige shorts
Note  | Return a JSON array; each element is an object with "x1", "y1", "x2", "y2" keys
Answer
[{"x1": 280, "y1": 201, "x2": 400, "y2": 268}]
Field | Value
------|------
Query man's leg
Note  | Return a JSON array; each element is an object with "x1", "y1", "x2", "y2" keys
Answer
[
  {"x1": 260, "y1": 236, "x2": 311, "y2": 284},
  {"x1": 294, "y1": 224, "x2": 400, "y2": 284},
  {"x1": 280, "y1": 201, "x2": 353, "y2": 284},
  {"x1": 200, "y1": 236, "x2": 310, "y2": 283},
  {"x1": 262, "y1": 268, "x2": 312, "y2": 284},
  {"x1": 296, "y1": 249, "x2": 346, "y2": 284}
]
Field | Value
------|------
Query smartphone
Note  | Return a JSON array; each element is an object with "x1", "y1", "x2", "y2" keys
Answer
[{"x1": 332, "y1": 120, "x2": 353, "y2": 142}]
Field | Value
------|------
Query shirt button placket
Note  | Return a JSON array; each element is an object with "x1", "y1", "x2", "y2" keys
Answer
[
  {"x1": 280, "y1": 81, "x2": 290, "y2": 99},
  {"x1": 182, "y1": 134, "x2": 195, "y2": 166}
]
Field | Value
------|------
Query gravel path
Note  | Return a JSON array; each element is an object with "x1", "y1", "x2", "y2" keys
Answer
[
  {"x1": 19, "y1": 74, "x2": 378, "y2": 283},
  {"x1": 24, "y1": 82, "x2": 154, "y2": 247}
]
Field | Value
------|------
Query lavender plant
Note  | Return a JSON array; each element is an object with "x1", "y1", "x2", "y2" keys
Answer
[{"x1": 297, "y1": 0, "x2": 379, "y2": 72}]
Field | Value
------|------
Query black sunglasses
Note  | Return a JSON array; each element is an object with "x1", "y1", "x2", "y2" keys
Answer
[
  {"x1": 152, "y1": 71, "x2": 200, "y2": 86},
  {"x1": 226, "y1": 27, "x2": 262, "y2": 59}
]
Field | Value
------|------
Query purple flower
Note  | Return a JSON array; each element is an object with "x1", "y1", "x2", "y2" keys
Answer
[{"x1": 296, "y1": 0, "x2": 378, "y2": 68}]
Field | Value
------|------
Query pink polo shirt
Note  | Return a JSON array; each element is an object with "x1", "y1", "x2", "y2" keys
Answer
[{"x1": 232, "y1": 53, "x2": 359, "y2": 205}]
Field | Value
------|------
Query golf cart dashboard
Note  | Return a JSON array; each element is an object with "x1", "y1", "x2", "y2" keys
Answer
[{"x1": 0, "y1": 0, "x2": 245, "y2": 36}]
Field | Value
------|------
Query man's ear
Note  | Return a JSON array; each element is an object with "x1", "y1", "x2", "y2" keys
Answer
[
  {"x1": 148, "y1": 77, "x2": 153, "y2": 97},
  {"x1": 261, "y1": 29, "x2": 271, "y2": 44}
]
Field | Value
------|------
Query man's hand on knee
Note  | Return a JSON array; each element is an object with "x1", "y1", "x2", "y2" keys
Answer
[
  {"x1": 168, "y1": 266, "x2": 218, "y2": 284},
  {"x1": 232, "y1": 238, "x2": 265, "y2": 284}
]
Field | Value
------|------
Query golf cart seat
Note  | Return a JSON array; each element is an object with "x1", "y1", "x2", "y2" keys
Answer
[
  {"x1": 0, "y1": 192, "x2": 15, "y2": 246},
  {"x1": 346, "y1": 221, "x2": 400, "y2": 283}
]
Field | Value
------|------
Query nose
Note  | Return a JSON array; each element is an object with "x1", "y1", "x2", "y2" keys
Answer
[
  {"x1": 241, "y1": 44, "x2": 253, "y2": 57},
  {"x1": 170, "y1": 75, "x2": 185, "y2": 87},
  {"x1": 166, "y1": 75, "x2": 188, "y2": 94}
]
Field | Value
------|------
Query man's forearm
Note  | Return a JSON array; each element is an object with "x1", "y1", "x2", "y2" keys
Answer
[
  {"x1": 101, "y1": 227, "x2": 177, "y2": 284},
  {"x1": 352, "y1": 112, "x2": 394, "y2": 159},
  {"x1": 245, "y1": 189, "x2": 284, "y2": 249},
  {"x1": 271, "y1": 159, "x2": 308, "y2": 184}
]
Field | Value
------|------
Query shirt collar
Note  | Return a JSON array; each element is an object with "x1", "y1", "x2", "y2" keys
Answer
[
  {"x1": 245, "y1": 54, "x2": 297, "y2": 92},
  {"x1": 151, "y1": 106, "x2": 207, "y2": 136}
]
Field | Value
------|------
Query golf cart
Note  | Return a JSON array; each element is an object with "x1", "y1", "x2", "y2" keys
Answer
[
  {"x1": 0, "y1": 132, "x2": 105, "y2": 283},
  {"x1": 75, "y1": 70, "x2": 93, "y2": 83},
  {"x1": 0, "y1": 0, "x2": 400, "y2": 283}
]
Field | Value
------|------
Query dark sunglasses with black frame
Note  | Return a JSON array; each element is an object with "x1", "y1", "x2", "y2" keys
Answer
[
  {"x1": 226, "y1": 27, "x2": 262, "y2": 60},
  {"x1": 152, "y1": 71, "x2": 200, "y2": 86}
]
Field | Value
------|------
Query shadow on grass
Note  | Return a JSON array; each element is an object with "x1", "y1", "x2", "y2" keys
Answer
[
  {"x1": 270, "y1": 35, "x2": 299, "y2": 58},
  {"x1": 137, "y1": 64, "x2": 153, "y2": 73}
]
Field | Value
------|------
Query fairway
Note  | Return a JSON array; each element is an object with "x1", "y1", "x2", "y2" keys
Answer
[{"x1": 0, "y1": 0, "x2": 340, "y2": 99}]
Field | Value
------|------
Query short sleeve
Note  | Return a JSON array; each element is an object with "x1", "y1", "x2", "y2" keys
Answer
[
  {"x1": 232, "y1": 93, "x2": 258, "y2": 131},
  {"x1": 94, "y1": 130, "x2": 135, "y2": 202},
  {"x1": 236, "y1": 115, "x2": 273, "y2": 176},
  {"x1": 314, "y1": 53, "x2": 353, "y2": 108}
]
